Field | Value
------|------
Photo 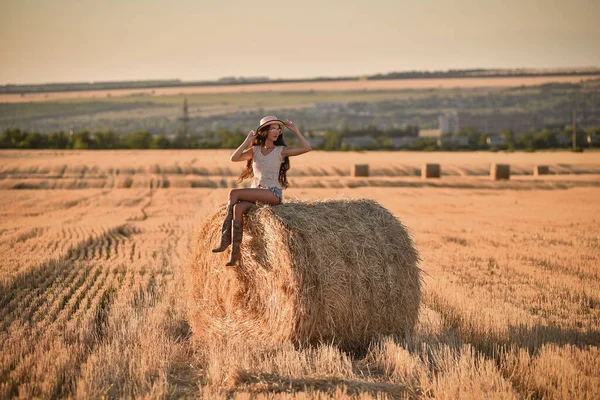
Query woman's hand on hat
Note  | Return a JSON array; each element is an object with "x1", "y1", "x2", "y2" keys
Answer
[
  {"x1": 284, "y1": 120, "x2": 298, "y2": 132},
  {"x1": 246, "y1": 130, "x2": 257, "y2": 140}
]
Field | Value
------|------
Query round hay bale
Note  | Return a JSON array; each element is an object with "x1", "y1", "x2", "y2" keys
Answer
[
  {"x1": 114, "y1": 176, "x2": 133, "y2": 188},
  {"x1": 187, "y1": 199, "x2": 422, "y2": 351}
]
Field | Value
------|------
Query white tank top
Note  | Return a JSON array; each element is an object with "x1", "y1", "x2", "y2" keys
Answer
[{"x1": 251, "y1": 145, "x2": 284, "y2": 189}]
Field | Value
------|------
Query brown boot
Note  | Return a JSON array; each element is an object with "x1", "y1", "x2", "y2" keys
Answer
[
  {"x1": 225, "y1": 220, "x2": 243, "y2": 266},
  {"x1": 212, "y1": 203, "x2": 234, "y2": 253}
]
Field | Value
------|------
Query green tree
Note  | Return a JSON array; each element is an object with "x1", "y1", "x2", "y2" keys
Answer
[
  {"x1": 499, "y1": 129, "x2": 515, "y2": 150},
  {"x1": 410, "y1": 137, "x2": 437, "y2": 151},
  {"x1": 323, "y1": 130, "x2": 342, "y2": 150},
  {"x1": 478, "y1": 134, "x2": 489, "y2": 148},
  {"x1": 150, "y1": 135, "x2": 170, "y2": 149},
  {"x1": 48, "y1": 131, "x2": 69, "y2": 149},
  {"x1": 219, "y1": 129, "x2": 246, "y2": 149},
  {"x1": 95, "y1": 131, "x2": 120, "y2": 149},
  {"x1": 125, "y1": 131, "x2": 153, "y2": 149},
  {"x1": 456, "y1": 127, "x2": 481, "y2": 149},
  {"x1": 1, "y1": 128, "x2": 27, "y2": 148},
  {"x1": 71, "y1": 131, "x2": 93, "y2": 149},
  {"x1": 564, "y1": 126, "x2": 587, "y2": 148},
  {"x1": 22, "y1": 132, "x2": 48, "y2": 149},
  {"x1": 377, "y1": 136, "x2": 392, "y2": 150},
  {"x1": 172, "y1": 131, "x2": 187, "y2": 149}
]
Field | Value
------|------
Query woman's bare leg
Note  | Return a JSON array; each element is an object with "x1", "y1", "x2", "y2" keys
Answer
[
  {"x1": 233, "y1": 201, "x2": 255, "y2": 221},
  {"x1": 224, "y1": 189, "x2": 279, "y2": 266},
  {"x1": 228, "y1": 188, "x2": 280, "y2": 207}
]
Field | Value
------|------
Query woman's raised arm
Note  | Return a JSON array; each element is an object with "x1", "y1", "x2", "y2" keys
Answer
[
  {"x1": 281, "y1": 120, "x2": 312, "y2": 158},
  {"x1": 230, "y1": 130, "x2": 257, "y2": 162}
]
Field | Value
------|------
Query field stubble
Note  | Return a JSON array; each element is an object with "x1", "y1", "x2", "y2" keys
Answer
[{"x1": 0, "y1": 151, "x2": 599, "y2": 398}]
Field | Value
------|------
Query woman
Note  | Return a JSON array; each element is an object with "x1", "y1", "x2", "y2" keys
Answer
[{"x1": 212, "y1": 115, "x2": 312, "y2": 266}]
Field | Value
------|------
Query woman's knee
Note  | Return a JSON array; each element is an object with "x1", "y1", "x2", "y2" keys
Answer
[{"x1": 228, "y1": 189, "x2": 241, "y2": 203}]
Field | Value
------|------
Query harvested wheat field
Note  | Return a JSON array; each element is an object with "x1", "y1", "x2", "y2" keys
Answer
[{"x1": 1, "y1": 150, "x2": 599, "y2": 399}]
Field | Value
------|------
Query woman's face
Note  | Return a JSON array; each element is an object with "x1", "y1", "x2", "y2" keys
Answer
[{"x1": 266, "y1": 124, "x2": 282, "y2": 142}]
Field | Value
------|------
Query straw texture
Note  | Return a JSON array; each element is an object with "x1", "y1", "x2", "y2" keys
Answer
[{"x1": 187, "y1": 199, "x2": 422, "y2": 351}]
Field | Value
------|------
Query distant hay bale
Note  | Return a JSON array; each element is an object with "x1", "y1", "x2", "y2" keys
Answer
[
  {"x1": 534, "y1": 165, "x2": 549, "y2": 176},
  {"x1": 51, "y1": 164, "x2": 67, "y2": 176},
  {"x1": 187, "y1": 199, "x2": 422, "y2": 351},
  {"x1": 81, "y1": 178, "x2": 107, "y2": 189},
  {"x1": 490, "y1": 163, "x2": 510, "y2": 180},
  {"x1": 169, "y1": 178, "x2": 191, "y2": 188},
  {"x1": 352, "y1": 164, "x2": 369, "y2": 177},
  {"x1": 187, "y1": 177, "x2": 219, "y2": 188},
  {"x1": 152, "y1": 176, "x2": 170, "y2": 188},
  {"x1": 421, "y1": 163, "x2": 441, "y2": 179},
  {"x1": 115, "y1": 176, "x2": 133, "y2": 188},
  {"x1": 180, "y1": 162, "x2": 194, "y2": 174}
]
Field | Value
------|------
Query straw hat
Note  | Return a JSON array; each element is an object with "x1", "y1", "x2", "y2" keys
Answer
[{"x1": 257, "y1": 115, "x2": 285, "y2": 132}]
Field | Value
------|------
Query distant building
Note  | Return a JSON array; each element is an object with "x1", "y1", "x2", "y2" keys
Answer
[
  {"x1": 556, "y1": 135, "x2": 570, "y2": 146},
  {"x1": 308, "y1": 137, "x2": 325, "y2": 147},
  {"x1": 390, "y1": 136, "x2": 417, "y2": 148},
  {"x1": 437, "y1": 136, "x2": 469, "y2": 147},
  {"x1": 419, "y1": 129, "x2": 441, "y2": 137},
  {"x1": 440, "y1": 111, "x2": 544, "y2": 135},
  {"x1": 458, "y1": 111, "x2": 543, "y2": 134},
  {"x1": 486, "y1": 135, "x2": 505, "y2": 146},
  {"x1": 217, "y1": 76, "x2": 237, "y2": 84},
  {"x1": 242, "y1": 76, "x2": 269, "y2": 83},
  {"x1": 341, "y1": 136, "x2": 376, "y2": 149},
  {"x1": 315, "y1": 102, "x2": 346, "y2": 113},
  {"x1": 439, "y1": 113, "x2": 460, "y2": 134},
  {"x1": 217, "y1": 76, "x2": 269, "y2": 84}
]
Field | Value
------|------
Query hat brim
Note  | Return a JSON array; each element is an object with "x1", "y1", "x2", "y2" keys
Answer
[{"x1": 257, "y1": 120, "x2": 285, "y2": 132}]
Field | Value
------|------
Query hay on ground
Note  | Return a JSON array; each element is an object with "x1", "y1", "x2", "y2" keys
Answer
[
  {"x1": 491, "y1": 163, "x2": 510, "y2": 180},
  {"x1": 187, "y1": 199, "x2": 422, "y2": 351},
  {"x1": 422, "y1": 163, "x2": 441, "y2": 179},
  {"x1": 352, "y1": 164, "x2": 369, "y2": 177}
]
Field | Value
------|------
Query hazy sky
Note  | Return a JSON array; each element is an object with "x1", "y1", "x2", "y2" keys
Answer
[{"x1": 1, "y1": 0, "x2": 599, "y2": 84}]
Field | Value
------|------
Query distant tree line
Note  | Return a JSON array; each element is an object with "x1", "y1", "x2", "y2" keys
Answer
[
  {"x1": 433, "y1": 126, "x2": 600, "y2": 152},
  {"x1": 0, "y1": 129, "x2": 168, "y2": 150},
  {"x1": 1, "y1": 125, "x2": 599, "y2": 151},
  {"x1": 366, "y1": 69, "x2": 600, "y2": 81}
]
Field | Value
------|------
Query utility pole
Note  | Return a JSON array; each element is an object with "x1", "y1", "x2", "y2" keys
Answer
[
  {"x1": 179, "y1": 97, "x2": 190, "y2": 131},
  {"x1": 176, "y1": 97, "x2": 191, "y2": 148},
  {"x1": 572, "y1": 106, "x2": 577, "y2": 151}
]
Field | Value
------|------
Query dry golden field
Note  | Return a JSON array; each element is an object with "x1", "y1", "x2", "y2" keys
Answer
[
  {"x1": 1, "y1": 150, "x2": 599, "y2": 399},
  {"x1": 1, "y1": 75, "x2": 597, "y2": 103}
]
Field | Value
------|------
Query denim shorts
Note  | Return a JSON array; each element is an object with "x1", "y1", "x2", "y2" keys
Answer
[{"x1": 258, "y1": 185, "x2": 283, "y2": 204}]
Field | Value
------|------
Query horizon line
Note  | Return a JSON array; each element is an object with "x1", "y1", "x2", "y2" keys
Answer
[{"x1": 2, "y1": 66, "x2": 600, "y2": 87}]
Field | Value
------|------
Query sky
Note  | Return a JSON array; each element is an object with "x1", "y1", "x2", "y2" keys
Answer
[{"x1": 1, "y1": 0, "x2": 599, "y2": 85}]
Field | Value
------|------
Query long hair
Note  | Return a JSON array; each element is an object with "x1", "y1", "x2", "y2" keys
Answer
[{"x1": 237, "y1": 125, "x2": 290, "y2": 189}]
